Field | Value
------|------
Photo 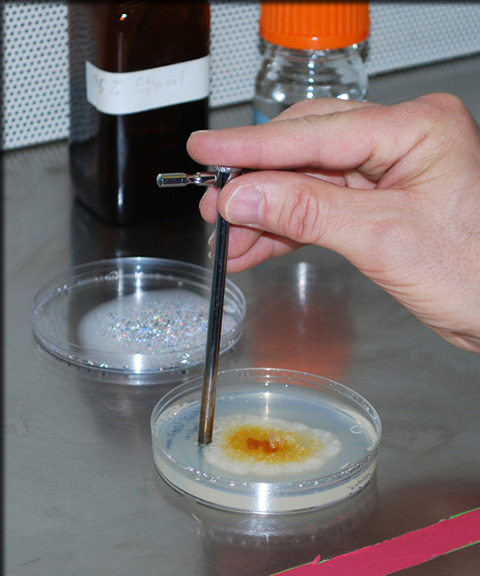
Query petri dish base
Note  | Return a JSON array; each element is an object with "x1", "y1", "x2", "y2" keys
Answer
[
  {"x1": 151, "y1": 368, "x2": 381, "y2": 514},
  {"x1": 31, "y1": 257, "x2": 246, "y2": 384}
]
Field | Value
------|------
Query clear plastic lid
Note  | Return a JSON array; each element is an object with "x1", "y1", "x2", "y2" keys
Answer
[
  {"x1": 31, "y1": 257, "x2": 246, "y2": 384},
  {"x1": 151, "y1": 368, "x2": 381, "y2": 514}
]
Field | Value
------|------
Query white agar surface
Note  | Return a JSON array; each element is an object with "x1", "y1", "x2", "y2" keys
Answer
[
  {"x1": 152, "y1": 382, "x2": 380, "y2": 513},
  {"x1": 78, "y1": 289, "x2": 235, "y2": 364}
]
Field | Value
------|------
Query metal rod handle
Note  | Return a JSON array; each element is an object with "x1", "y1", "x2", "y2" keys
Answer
[
  {"x1": 197, "y1": 167, "x2": 242, "y2": 445},
  {"x1": 156, "y1": 166, "x2": 243, "y2": 445}
]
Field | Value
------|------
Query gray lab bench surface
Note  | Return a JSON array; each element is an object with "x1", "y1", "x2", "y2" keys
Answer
[{"x1": 5, "y1": 55, "x2": 480, "y2": 575}]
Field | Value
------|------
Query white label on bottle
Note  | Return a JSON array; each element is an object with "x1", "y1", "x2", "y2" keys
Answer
[{"x1": 85, "y1": 55, "x2": 210, "y2": 115}]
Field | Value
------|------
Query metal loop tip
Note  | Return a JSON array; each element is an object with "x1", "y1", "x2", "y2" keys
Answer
[
  {"x1": 156, "y1": 171, "x2": 218, "y2": 188},
  {"x1": 156, "y1": 168, "x2": 243, "y2": 189}
]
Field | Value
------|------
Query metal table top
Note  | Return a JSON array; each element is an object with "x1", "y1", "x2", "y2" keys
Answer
[{"x1": 6, "y1": 55, "x2": 480, "y2": 576}]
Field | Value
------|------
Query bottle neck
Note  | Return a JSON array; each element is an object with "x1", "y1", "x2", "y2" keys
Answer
[
  {"x1": 255, "y1": 38, "x2": 368, "y2": 105},
  {"x1": 260, "y1": 38, "x2": 366, "y2": 66}
]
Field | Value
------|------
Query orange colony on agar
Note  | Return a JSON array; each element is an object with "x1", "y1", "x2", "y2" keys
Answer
[{"x1": 203, "y1": 413, "x2": 342, "y2": 478}]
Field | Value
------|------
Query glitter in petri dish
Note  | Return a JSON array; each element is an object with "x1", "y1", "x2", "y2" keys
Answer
[
  {"x1": 78, "y1": 289, "x2": 235, "y2": 364},
  {"x1": 203, "y1": 413, "x2": 342, "y2": 478}
]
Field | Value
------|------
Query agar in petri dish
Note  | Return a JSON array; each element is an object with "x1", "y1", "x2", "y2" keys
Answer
[
  {"x1": 202, "y1": 413, "x2": 342, "y2": 479},
  {"x1": 78, "y1": 288, "x2": 235, "y2": 359},
  {"x1": 151, "y1": 368, "x2": 382, "y2": 514},
  {"x1": 31, "y1": 257, "x2": 246, "y2": 383}
]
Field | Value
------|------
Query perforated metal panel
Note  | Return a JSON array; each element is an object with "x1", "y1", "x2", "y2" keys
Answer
[
  {"x1": 367, "y1": 2, "x2": 480, "y2": 74},
  {"x1": 3, "y1": 1, "x2": 480, "y2": 150},
  {"x1": 3, "y1": 2, "x2": 70, "y2": 150}
]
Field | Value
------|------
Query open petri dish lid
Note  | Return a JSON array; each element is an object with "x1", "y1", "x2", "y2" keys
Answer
[
  {"x1": 31, "y1": 257, "x2": 246, "y2": 384},
  {"x1": 151, "y1": 368, "x2": 382, "y2": 514}
]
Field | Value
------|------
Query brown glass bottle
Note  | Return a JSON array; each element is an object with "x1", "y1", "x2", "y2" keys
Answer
[{"x1": 68, "y1": 2, "x2": 210, "y2": 225}]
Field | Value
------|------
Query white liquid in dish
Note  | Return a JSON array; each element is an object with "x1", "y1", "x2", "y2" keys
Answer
[{"x1": 203, "y1": 413, "x2": 342, "y2": 479}]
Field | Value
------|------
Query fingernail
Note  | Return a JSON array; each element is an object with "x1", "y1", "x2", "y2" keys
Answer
[
  {"x1": 190, "y1": 129, "x2": 216, "y2": 137},
  {"x1": 225, "y1": 185, "x2": 263, "y2": 225}
]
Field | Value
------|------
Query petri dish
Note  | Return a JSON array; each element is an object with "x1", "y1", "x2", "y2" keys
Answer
[
  {"x1": 151, "y1": 368, "x2": 381, "y2": 514},
  {"x1": 31, "y1": 257, "x2": 246, "y2": 384}
]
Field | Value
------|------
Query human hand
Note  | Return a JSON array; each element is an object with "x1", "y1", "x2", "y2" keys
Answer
[{"x1": 187, "y1": 94, "x2": 480, "y2": 352}]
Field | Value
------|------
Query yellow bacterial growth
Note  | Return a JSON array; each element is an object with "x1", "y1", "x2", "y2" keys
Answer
[
  {"x1": 203, "y1": 413, "x2": 342, "y2": 478},
  {"x1": 224, "y1": 424, "x2": 322, "y2": 464}
]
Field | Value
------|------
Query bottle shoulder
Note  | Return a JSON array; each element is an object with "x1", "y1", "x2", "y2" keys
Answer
[{"x1": 255, "y1": 44, "x2": 368, "y2": 103}]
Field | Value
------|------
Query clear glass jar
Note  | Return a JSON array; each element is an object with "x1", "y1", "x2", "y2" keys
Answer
[{"x1": 254, "y1": 40, "x2": 368, "y2": 124}]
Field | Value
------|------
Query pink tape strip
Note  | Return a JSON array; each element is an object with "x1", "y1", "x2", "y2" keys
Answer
[{"x1": 273, "y1": 507, "x2": 480, "y2": 576}]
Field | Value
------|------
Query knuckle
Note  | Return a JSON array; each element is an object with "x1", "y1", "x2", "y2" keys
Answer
[
  {"x1": 417, "y1": 93, "x2": 473, "y2": 127},
  {"x1": 280, "y1": 184, "x2": 329, "y2": 244},
  {"x1": 421, "y1": 92, "x2": 468, "y2": 114}
]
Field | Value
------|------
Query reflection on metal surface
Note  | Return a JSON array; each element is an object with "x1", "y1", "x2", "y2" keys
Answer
[
  {"x1": 247, "y1": 261, "x2": 353, "y2": 381},
  {"x1": 153, "y1": 469, "x2": 377, "y2": 576},
  {"x1": 7, "y1": 59, "x2": 480, "y2": 575},
  {"x1": 296, "y1": 262, "x2": 309, "y2": 308},
  {"x1": 70, "y1": 199, "x2": 211, "y2": 268}
]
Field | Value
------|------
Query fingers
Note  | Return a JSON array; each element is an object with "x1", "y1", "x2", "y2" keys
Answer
[
  {"x1": 223, "y1": 231, "x2": 301, "y2": 273},
  {"x1": 200, "y1": 178, "x2": 302, "y2": 271},
  {"x1": 200, "y1": 166, "x2": 409, "y2": 273},
  {"x1": 187, "y1": 97, "x2": 438, "y2": 181},
  {"x1": 211, "y1": 224, "x2": 263, "y2": 261},
  {"x1": 186, "y1": 99, "x2": 367, "y2": 170},
  {"x1": 198, "y1": 185, "x2": 220, "y2": 225},
  {"x1": 214, "y1": 169, "x2": 408, "y2": 272},
  {"x1": 268, "y1": 96, "x2": 372, "y2": 122}
]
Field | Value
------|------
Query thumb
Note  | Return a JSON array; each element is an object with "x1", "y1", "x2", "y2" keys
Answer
[{"x1": 219, "y1": 170, "x2": 405, "y2": 269}]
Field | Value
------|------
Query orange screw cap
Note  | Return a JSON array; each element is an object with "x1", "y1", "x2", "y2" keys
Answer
[{"x1": 259, "y1": 2, "x2": 370, "y2": 51}]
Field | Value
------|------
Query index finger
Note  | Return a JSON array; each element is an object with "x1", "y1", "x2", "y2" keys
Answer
[{"x1": 186, "y1": 95, "x2": 445, "y2": 180}]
